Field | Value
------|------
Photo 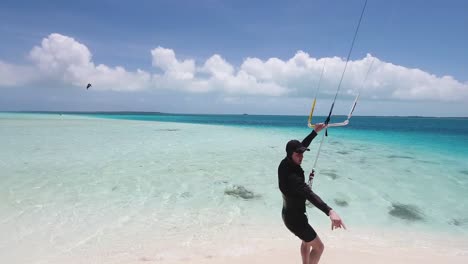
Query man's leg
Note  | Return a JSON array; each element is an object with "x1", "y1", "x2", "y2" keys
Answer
[
  {"x1": 304, "y1": 236, "x2": 324, "y2": 264},
  {"x1": 300, "y1": 240, "x2": 310, "y2": 264}
]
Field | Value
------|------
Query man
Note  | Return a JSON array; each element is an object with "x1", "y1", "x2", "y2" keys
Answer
[{"x1": 278, "y1": 123, "x2": 346, "y2": 264}]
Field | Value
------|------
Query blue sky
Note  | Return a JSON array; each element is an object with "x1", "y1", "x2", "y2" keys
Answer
[{"x1": 1, "y1": 0, "x2": 467, "y2": 116}]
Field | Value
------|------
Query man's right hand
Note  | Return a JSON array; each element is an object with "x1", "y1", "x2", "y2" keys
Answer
[
  {"x1": 309, "y1": 171, "x2": 315, "y2": 182},
  {"x1": 329, "y1": 210, "x2": 347, "y2": 230}
]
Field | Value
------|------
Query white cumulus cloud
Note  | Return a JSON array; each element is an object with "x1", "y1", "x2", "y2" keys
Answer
[
  {"x1": 28, "y1": 33, "x2": 151, "y2": 91},
  {"x1": 151, "y1": 47, "x2": 195, "y2": 80},
  {"x1": 30, "y1": 33, "x2": 92, "y2": 76},
  {"x1": 0, "y1": 61, "x2": 39, "y2": 86},
  {"x1": 0, "y1": 33, "x2": 467, "y2": 102}
]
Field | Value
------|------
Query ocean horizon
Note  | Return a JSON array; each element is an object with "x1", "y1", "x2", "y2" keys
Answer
[{"x1": 4, "y1": 110, "x2": 468, "y2": 118}]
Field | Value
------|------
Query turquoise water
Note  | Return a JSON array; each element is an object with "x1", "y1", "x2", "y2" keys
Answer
[
  {"x1": 82, "y1": 112, "x2": 468, "y2": 157},
  {"x1": 1, "y1": 112, "x2": 467, "y2": 262}
]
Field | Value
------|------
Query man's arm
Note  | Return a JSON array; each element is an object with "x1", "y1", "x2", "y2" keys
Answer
[
  {"x1": 301, "y1": 130, "x2": 317, "y2": 148},
  {"x1": 301, "y1": 123, "x2": 327, "y2": 148},
  {"x1": 287, "y1": 173, "x2": 332, "y2": 215}
]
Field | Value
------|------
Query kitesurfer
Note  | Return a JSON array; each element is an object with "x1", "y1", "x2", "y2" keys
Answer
[{"x1": 278, "y1": 123, "x2": 346, "y2": 264}]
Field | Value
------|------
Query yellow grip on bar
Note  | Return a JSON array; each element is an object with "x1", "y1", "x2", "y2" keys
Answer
[{"x1": 307, "y1": 98, "x2": 316, "y2": 128}]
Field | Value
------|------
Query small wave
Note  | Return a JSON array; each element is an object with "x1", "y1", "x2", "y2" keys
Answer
[
  {"x1": 155, "y1": 128, "x2": 180, "y2": 132},
  {"x1": 214, "y1": 180, "x2": 228, "y2": 185},
  {"x1": 387, "y1": 155, "x2": 414, "y2": 160},
  {"x1": 416, "y1": 160, "x2": 438, "y2": 164}
]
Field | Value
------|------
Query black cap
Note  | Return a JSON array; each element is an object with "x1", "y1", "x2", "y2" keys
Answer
[{"x1": 286, "y1": 140, "x2": 310, "y2": 155}]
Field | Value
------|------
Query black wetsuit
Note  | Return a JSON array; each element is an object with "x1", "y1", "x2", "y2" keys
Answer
[{"x1": 278, "y1": 130, "x2": 332, "y2": 242}]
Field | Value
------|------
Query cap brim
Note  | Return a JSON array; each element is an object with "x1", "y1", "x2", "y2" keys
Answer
[{"x1": 296, "y1": 147, "x2": 310, "y2": 153}]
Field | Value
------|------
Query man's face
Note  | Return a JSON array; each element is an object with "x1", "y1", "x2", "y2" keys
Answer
[{"x1": 291, "y1": 151, "x2": 304, "y2": 165}]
